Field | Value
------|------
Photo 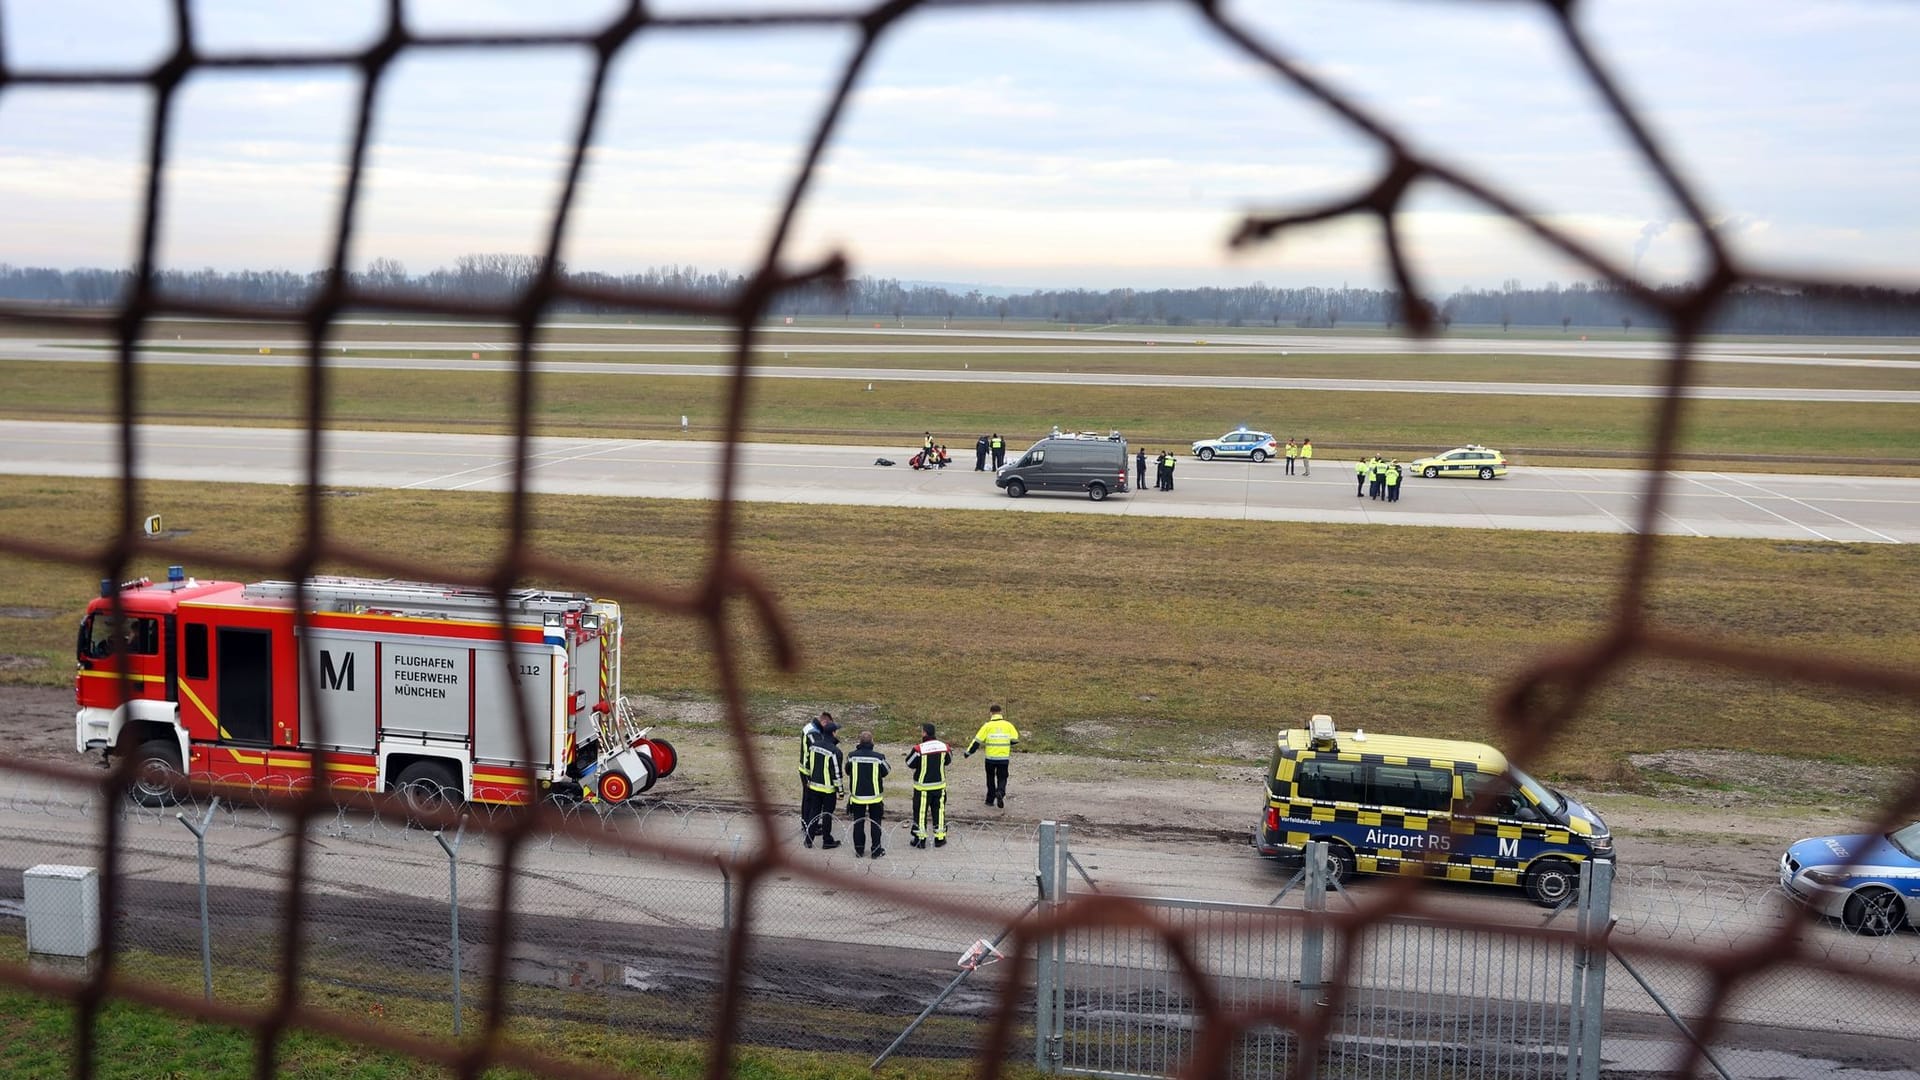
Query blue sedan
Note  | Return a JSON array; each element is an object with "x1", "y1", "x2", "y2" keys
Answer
[{"x1": 1779, "y1": 821, "x2": 1920, "y2": 935}]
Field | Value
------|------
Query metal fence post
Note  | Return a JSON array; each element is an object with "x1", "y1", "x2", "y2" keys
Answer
[
  {"x1": 1299, "y1": 841, "x2": 1327, "y2": 1080},
  {"x1": 1051, "y1": 823, "x2": 1070, "y2": 1071},
  {"x1": 173, "y1": 796, "x2": 219, "y2": 1001},
  {"x1": 1035, "y1": 820, "x2": 1057, "y2": 1074},
  {"x1": 433, "y1": 816, "x2": 467, "y2": 1036},
  {"x1": 1578, "y1": 858, "x2": 1613, "y2": 1080}
]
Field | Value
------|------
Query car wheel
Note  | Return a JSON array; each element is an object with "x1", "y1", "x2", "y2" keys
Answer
[
  {"x1": 395, "y1": 760, "x2": 461, "y2": 822},
  {"x1": 1525, "y1": 858, "x2": 1580, "y2": 908},
  {"x1": 1197, "y1": 448, "x2": 1215, "y2": 461},
  {"x1": 1088, "y1": 482, "x2": 1107, "y2": 502},
  {"x1": 1479, "y1": 466, "x2": 1496, "y2": 480},
  {"x1": 1842, "y1": 888, "x2": 1907, "y2": 936},
  {"x1": 1005, "y1": 479, "x2": 1025, "y2": 498},
  {"x1": 130, "y1": 737, "x2": 184, "y2": 807},
  {"x1": 1318, "y1": 840, "x2": 1356, "y2": 886},
  {"x1": 1423, "y1": 466, "x2": 1439, "y2": 479},
  {"x1": 1250, "y1": 450, "x2": 1267, "y2": 463}
]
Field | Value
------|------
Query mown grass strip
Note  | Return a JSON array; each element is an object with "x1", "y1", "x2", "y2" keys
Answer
[
  {"x1": 1, "y1": 477, "x2": 1913, "y2": 781},
  {"x1": 1, "y1": 360, "x2": 1916, "y2": 470}
]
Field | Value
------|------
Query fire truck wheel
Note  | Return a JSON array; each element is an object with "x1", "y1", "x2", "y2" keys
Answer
[
  {"x1": 631, "y1": 752, "x2": 660, "y2": 795},
  {"x1": 647, "y1": 739, "x2": 677, "y2": 779},
  {"x1": 130, "y1": 738, "x2": 183, "y2": 807},
  {"x1": 395, "y1": 760, "x2": 460, "y2": 822}
]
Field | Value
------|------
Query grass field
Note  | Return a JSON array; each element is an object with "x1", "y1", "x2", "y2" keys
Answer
[
  {"x1": 2, "y1": 476, "x2": 1913, "y2": 781},
  {"x1": 2, "y1": 359, "x2": 1917, "y2": 472},
  {"x1": 0, "y1": 937, "x2": 993, "y2": 1080}
]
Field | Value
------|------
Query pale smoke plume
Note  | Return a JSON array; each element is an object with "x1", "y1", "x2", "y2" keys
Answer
[{"x1": 1632, "y1": 218, "x2": 1671, "y2": 274}]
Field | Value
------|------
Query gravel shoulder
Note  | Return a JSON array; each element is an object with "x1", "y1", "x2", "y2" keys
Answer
[{"x1": 11, "y1": 685, "x2": 1906, "y2": 889}]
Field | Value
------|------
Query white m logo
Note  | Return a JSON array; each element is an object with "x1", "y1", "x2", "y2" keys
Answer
[{"x1": 1498, "y1": 836, "x2": 1520, "y2": 859}]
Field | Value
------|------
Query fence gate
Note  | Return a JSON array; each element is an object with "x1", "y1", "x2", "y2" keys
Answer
[{"x1": 1034, "y1": 829, "x2": 1609, "y2": 1080}]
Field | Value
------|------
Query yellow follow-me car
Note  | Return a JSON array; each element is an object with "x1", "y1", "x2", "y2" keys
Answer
[{"x1": 1408, "y1": 445, "x2": 1509, "y2": 480}]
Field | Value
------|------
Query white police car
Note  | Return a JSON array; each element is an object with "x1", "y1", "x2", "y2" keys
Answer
[
  {"x1": 1779, "y1": 821, "x2": 1920, "y2": 935},
  {"x1": 1192, "y1": 428, "x2": 1279, "y2": 462}
]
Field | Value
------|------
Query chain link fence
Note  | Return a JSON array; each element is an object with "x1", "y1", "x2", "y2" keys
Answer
[
  {"x1": 2, "y1": 1, "x2": 1919, "y2": 1078},
  {"x1": 0, "y1": 776, "x2": 1039, "y2": 1060}
]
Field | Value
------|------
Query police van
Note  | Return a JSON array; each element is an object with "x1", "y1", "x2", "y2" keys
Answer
[{"x1": 1252, "y1": 715, "x2": 1612, "y2": 906}]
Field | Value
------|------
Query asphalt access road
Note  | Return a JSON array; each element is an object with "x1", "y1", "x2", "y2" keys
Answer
[{"x1": 2, "y1": 420, "x2": 1914, "y2": 543}]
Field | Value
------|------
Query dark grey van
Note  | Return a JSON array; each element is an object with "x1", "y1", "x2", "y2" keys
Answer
[{"x1": 994, "y1": 436, "x2": 1130, "y2": 501}]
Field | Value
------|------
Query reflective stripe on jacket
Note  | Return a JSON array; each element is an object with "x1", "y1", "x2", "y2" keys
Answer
[
  {"x1": 846, "y1": 746, "x2": 888, "y2": 804},
  {"x1": 906, "y1": 739, "x2": 951, "y2": 789},
  {"x1": 804, "y1": 735, "x2": 842, "y2": 794},
  {"x1": 968, "y1": 717, "x2": 1020, "y2": 760}
]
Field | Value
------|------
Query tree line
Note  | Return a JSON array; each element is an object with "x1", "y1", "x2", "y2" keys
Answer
[{"x1": 4, "y1": 258, "x2": 1918, "y2": 336}]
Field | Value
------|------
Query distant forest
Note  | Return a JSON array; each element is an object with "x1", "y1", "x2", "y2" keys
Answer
[{"x1": 5, "y1": 255, "x2": 1919, "y2": 336}]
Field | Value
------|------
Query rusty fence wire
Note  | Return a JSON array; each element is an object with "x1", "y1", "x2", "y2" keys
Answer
[{"x1": 2, "y1": 1, "x2": 1920, "y2": 1079}]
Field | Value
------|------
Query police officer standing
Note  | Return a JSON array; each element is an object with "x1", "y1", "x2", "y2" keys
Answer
[
  {"x1": 845, "y1": 730, "x2": 889, "y2": 858},
  {"x1": 1356, "y1": 456, "x2": 1370, "y2": 498},
  {"x1": 1161, "y1": 451, "x2": 1177, "y2": 491},
  {"x1": 975, "y1": 435, "x2": 989, "y2": 471},
  {"x1": 905, "y1": 723, "x2": 951, "y2": 848},
  {"x1": 1386, "y1": 460, "x2": 1402, "y2": 503},
  {"x1": 1370, "y1": 457, "x2": 1386, "y2": 500},
  {"x1": 800, "y1": 716, "x2": 843, "y2": 849},
  {"x1": 1135, "y1": 447, "x2": 1147, "y2": 490},
  {"x1": 990, "y1": 432, "x2": 1006, "y2": 468},
  {"x1": 965, "y1": 704, "x2": 1020, "y2": 808}
]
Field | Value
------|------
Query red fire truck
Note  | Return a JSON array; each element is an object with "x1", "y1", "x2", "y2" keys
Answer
[{"x1": 75, "y1": 567, "x2": 676, "y2": 809}]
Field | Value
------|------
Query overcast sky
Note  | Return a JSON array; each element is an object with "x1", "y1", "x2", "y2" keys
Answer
[{"x1": 1, "y1": 0, "x2": 1915, "y2": 292}]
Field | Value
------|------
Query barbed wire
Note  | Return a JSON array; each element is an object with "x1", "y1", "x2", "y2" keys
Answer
[{"x1": 1, "y1": 1, "x2": 1918, "y2": 1079}]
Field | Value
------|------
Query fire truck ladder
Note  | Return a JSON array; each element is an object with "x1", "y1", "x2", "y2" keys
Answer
[{"x1": 245, "y1": 578, "x2": 591, "y2": 620}]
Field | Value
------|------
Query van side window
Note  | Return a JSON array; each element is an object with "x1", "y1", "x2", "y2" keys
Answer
[
  {"x1": 1295, "y1": 759, "x2": 1366, "y2": 804},
  {"x1": 1026, "y1": 450, "x2": 1043, "y2": 465},
  {"x1": 1371, "y1": 764, "x2": 1453, "y2": 813}
]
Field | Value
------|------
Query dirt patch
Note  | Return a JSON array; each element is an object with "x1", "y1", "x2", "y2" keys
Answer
[
  {"x1": 1629, "y1": 749, "x2": 1908, "y2": 805},
  {"x1": 0, "y1": 656, "x2": 48, "y2": 675},
  {"x1": 0, "y1": 685, "x2": 83, "y2": 765},
  {"x1": 0, "y1": 607, "x2": 57, "y2": 619}
]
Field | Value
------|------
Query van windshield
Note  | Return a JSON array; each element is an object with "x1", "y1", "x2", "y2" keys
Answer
[{"x1": 1511, "y1": 766, "x2": 1566, "y2": 819}]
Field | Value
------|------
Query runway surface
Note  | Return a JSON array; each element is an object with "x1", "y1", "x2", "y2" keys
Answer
[
  {"x1": 7, "y1": 325, "x2": 1920, "y2": 402},
  {"x1": 2, "y1": 420, "x2": 1912, "y2": 543}
]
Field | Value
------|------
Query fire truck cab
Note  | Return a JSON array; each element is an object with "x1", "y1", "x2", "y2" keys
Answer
[{"x1": 76, "y1": 567, "x2": 675, "y2": 809}]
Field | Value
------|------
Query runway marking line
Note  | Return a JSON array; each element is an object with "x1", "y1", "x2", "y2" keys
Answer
[
  {"x1": 1680, "y1": 475, "x2": 1836, "y2": 542},
  {"x1": 1708, "y1": 473, "x2": 1900, "y2": 545}
]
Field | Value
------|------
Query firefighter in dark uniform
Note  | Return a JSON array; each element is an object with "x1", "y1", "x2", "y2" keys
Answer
[
  {"x1": 799, "y1": 710, "x2": 830, "y2": 815},
  {"x1": 845, "y1": 730, "x2": 889, "y2": 859},
  {"x1": 965, "y1": 704, "x2": 1020, "y2": 808},
  {"x1": 800, "y1": 716, "x2": 843, "y2": 849},
  {"x1": 905, "y1": 722, "x2": 952, "y2": 848}
]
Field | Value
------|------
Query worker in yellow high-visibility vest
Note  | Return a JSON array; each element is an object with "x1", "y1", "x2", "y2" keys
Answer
[{"x1": 965, "y1": 705, "x2": 1021, "y2": 809}]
